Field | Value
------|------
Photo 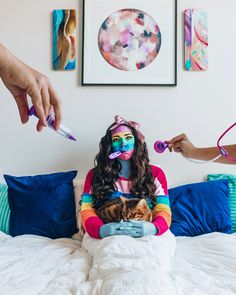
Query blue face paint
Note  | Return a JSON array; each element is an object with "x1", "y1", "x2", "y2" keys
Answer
[
  {"x1": 110, "y1": 127, "x2": 136, "y2": 161},
  {"x1": 111, "y1": 134, "x2": 135, "y2": 153}
]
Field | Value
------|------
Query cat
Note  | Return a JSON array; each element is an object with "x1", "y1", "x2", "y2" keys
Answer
[{"x1": 95, "y1": 196, "x2": 152, "y2": 224}]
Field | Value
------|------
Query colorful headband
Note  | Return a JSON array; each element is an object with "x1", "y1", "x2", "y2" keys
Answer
[{"x1": 109, "y1": 115, "x2": 145, "y2": 143}]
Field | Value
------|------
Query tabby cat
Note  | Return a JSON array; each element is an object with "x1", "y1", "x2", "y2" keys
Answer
[{"x1": 95, "y1": 196, "x2": 152, "y2": 224}]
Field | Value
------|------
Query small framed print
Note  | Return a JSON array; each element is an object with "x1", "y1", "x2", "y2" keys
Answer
[
  {"x1": 52, "y1": 9, "x2": 76, "y2": 71},
  {"x1": 82, "y1": 0, "x2": 177, "y2": 86},
  {"x1": 184, "y1": 9, "x2": 208, "y2": 71}
]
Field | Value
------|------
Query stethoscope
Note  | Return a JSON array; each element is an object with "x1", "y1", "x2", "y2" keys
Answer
[{"x1": 154, "y1": 121, "x2": 236, "y2": 163}]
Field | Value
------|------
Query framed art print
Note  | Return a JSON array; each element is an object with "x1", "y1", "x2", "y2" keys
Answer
[
  {"x1": 53, "y1": 9, "x2": 76, "y2": 70},
  {"x1": 82, "y1": 0, "x2": 177, "y2": 86},
  {"x1": 184, "y1": 9, "x2": 208, "y2": 71}
]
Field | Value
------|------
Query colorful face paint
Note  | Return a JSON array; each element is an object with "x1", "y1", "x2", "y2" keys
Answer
[{"x1": 111, "y1": 126, "x2": 135, "y2": 160}]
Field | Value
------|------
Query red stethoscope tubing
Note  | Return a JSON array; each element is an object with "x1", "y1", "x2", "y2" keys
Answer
[{"x1": 217, "y1": 122, "x2": 236, "y2": 162}]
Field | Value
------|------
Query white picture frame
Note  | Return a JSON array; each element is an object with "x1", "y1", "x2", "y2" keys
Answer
[{"x1": 82, "y1": 0, "x2": 177, "y2": 86}]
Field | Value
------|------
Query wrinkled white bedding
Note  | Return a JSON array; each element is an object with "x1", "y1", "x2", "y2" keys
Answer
[{"x1": 0, "y1": 231, "x2": 235, "y2": 295}]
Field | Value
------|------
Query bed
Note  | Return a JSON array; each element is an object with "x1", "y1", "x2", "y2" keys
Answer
[
  {"x1": 1, "y1": 173, "x2": 236, "y2": 294},
  {"x1": 0, "y1": 230, "x2": 236, "y2": 295}
]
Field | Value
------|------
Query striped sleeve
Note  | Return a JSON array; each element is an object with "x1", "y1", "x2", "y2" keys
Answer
[
  {"x1": 150, "y1": 165, "x2": 172, "y2": 236},
  {"x1": 81, "y1": 170, "x2": 104, "y2": 239}
]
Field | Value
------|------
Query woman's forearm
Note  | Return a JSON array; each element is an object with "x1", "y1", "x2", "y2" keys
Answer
[
  {"x1": 192, "y1": 145, "x2": 236, "y2": 164},
  {"x1": 167, "y1": 134, "x2": 236, "y2": 165}
]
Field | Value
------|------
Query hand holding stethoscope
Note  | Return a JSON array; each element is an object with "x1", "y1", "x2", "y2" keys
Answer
[{"x1": 154, "y1": 122, "x2": 236, "y2": 163}]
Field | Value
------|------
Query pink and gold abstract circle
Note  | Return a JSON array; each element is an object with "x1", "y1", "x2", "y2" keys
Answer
[{"x1": 98, "y1": 9, "x2": 161, "y2": 71}]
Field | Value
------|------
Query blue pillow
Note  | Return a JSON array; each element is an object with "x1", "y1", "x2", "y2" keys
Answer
[
  {"x1": 169, "y1": 180, "x2": 231, "y2": 237},
  {"x1": 4, "y1": 171, "x2": 78, "y2": 239}
]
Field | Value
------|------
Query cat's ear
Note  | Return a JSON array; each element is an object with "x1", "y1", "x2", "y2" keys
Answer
[
  {"x1": 138, "y1": 199, "x2": 147, "y2": 207},
  {"x1": 120, "y1": 196, "x2": 128, "y2": 204}
]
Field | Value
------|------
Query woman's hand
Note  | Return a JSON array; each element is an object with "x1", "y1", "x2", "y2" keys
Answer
[
  {"x1": 99, "y1": 221, "x2": 139, "y2": 238},
  {"x1": 127, "y1": 221, "x2": 157, "y2": 237},
  {"x1": 0, "y1": 43, "x2": 62, "y2": 131},
  {"x1": 165, "y1": 133, "x2": 197, "y2": 158},
  {"x1": 99, "y1": 221, "x2": 157, "y2": 238}
]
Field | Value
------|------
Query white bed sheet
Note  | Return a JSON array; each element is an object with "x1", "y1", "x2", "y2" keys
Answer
[{"x1": 0, "y1": 231, "x2": 235, "y2": 295}]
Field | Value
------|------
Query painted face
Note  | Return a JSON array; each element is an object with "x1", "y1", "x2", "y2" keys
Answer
[{"x1": 111, "y1": 125, "x2": 135, "y2": 160}]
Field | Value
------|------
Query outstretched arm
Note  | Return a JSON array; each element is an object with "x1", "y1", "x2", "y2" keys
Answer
[{"x1": 166, "y1": 133, "x2": 236, "y2": 164}]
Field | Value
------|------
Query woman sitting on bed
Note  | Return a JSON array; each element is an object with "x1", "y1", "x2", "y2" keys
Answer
[{"x1": 81, "y1": 115, "x2": 171, "y2": 239}]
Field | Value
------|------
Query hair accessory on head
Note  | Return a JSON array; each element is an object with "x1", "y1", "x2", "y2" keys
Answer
[{"x1": 109, "y1": 115, "x2": 145, "y2": 143}]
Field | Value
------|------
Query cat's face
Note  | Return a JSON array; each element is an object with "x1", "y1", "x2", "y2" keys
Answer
[
  {"x1": 121, "y1": 197, "x2": 152, "y2": 222},
  {"x1": 95, "y1": 197, "x2": 152, "y2": 223},
  {"x1": 96, "y1": 198, "x2": 123, "y2": 224}
]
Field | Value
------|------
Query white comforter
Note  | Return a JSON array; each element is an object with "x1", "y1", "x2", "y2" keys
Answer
[{"x1": 0, "y1": 231, "x2": 236, "y2": 295}]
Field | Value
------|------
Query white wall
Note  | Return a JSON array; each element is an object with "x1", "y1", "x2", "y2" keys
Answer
[{"x1": 1, "y1": 0, "x2": 236, "y2": 187}]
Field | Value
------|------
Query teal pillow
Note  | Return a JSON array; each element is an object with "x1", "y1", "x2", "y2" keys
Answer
[
  {"x1": 207, "y1": 174, "x2": 236, "y2": 232},
  {"x1": 0, "y1": 183, "x2": 10, "y2": 234}
]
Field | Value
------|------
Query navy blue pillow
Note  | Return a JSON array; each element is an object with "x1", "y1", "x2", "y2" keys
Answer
[
  {"x1": 4, "y1": 171, "x2": 78, "y2": 239},
  {"x1": 169, "y1": 180, "x2": 232, "y2": 237}
]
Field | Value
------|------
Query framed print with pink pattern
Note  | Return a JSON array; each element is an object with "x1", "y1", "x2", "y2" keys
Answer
[
  {"x1": 184, "y1": 9, "x2": 208, "y2": 71},
  {"x1": 82, "y1": 0, "x2": 177, "y2": 86}
]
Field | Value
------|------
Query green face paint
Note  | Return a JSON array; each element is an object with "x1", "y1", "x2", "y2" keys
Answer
[{"x1": 111, "y1": 131, "x2": 135, "y2": 152}]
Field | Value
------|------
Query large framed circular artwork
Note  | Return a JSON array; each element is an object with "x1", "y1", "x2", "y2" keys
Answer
[{"x1": 82, "y1": 0, "x2": 177, "y2": 86}]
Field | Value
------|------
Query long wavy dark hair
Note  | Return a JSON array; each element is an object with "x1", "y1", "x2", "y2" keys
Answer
[{"x1": 92, "y1": 122, "x2": 157, "y2": 206}]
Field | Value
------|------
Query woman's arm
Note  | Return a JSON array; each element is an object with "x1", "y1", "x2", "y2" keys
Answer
[
  {"x1": 124, "y1": 167, "x2": 171, "y2": 238},
  {"x1": 151, "y1": 166, "x2": 172, "y2": 235},
  {"x1": 166, "y1": 133, "x2": 236, "y2": 164},
  {"x1": 81, "y1": 170, "x2": 104, "y2": 239}
]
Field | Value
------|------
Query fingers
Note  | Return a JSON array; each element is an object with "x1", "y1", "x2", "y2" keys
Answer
[
  {"x1": 35, "y1": 87, "x2": 50, "y2": 132},
  {"x1": 103, "y1": 222, "x2": 144, "y2": 237},
  {"x1": 13, "y1": 93, "x2": 29, "y2": 124},
  {"x1": 165, "y1": 133, "x2": 187, "y2": 153},
  {"x1": 41, "y1": 87, "x2": 50, "y2": 119},
  {"x1": 128, "y1": 221, "x2": 145, "y2": 228},
  {"x1": 48, "y1": 83, "x2": 62, "y2": 130},
  {"x1": 120, "y1": 221, "x2": 144, "y2": 237},
  {"x1": 114, "y1": 228, "x2": 142, "y2": 238},
  {"x1": 172, "y1": 147, "x2": 183, "y2": 153},
  {"x1": 131, "y1": 232, "x2": 143, "y2": 238},
  {"x1": 112, "y1": 223, "x2": 127, "y2": 230},
  {"x1": 166, "y1": 133, "x2": 187, "y2": 145},
  {"x1": 31, "y1": 91, "x2": 47, "y2": 131},
  {"x1": 169, "y1": 142, "x2": 184, "y2": 153},
  {"x1": 113, "y1": 230, "x2": 134, "y2": 236},
  {"x1": 30, "y1": 83, "x2": 62, "y2": 132},
  {"x1": 36, "y1": 120, "x2": 44, "y2": 132},
  {"x1": 27, "y1": 74, "x2": 62, "y2": 132},
  {"x1": 111, "y1": 222, "x2": 138, "y2": 235}
]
